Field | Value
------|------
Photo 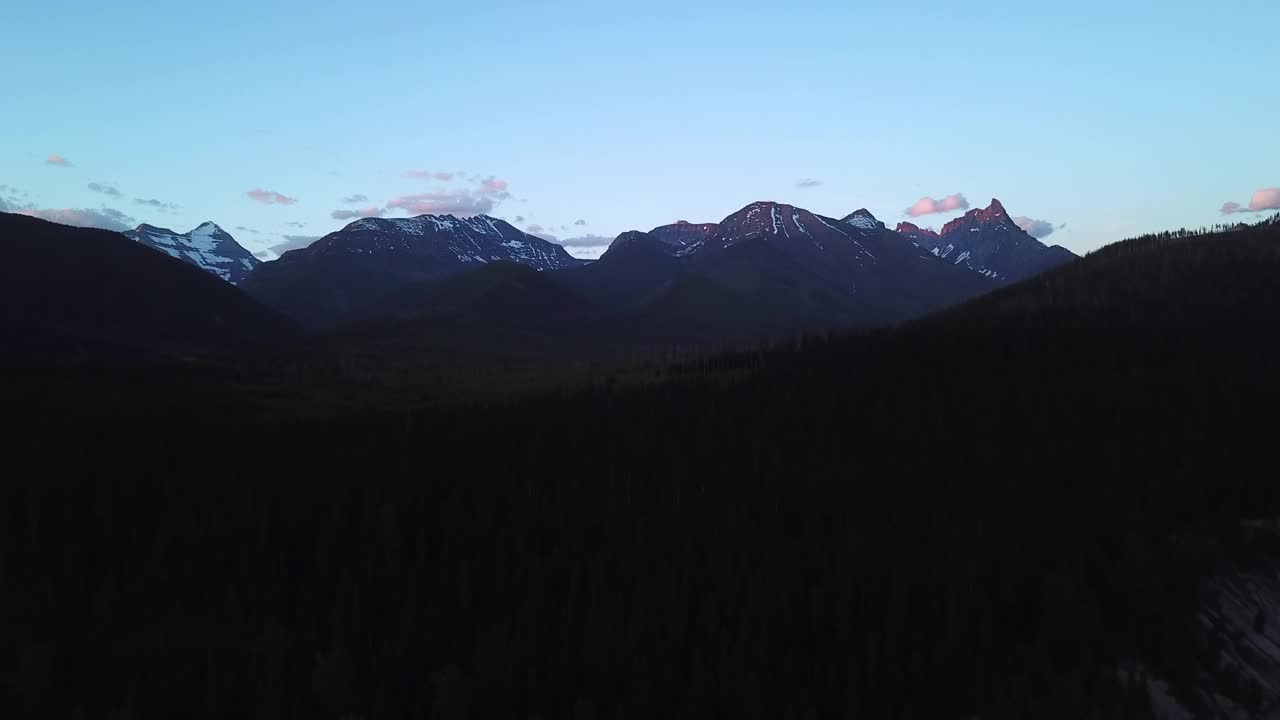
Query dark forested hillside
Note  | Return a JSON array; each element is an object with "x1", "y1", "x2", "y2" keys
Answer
[
  {"x1": 4, "y1": 215, "x2": 1280, "y2": 719},
  {"x1": 0, "y1": 212, "x2": 296, "y2": 355}
]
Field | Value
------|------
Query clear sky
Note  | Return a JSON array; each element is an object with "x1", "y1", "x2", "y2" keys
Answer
[{"x1": 2, "y1": 0, "x2": 1276, "y2": 259}]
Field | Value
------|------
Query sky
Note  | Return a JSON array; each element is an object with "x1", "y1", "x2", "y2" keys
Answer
[{"x1": 2, "y1": 0, "x2": 1277, "y2": 260}]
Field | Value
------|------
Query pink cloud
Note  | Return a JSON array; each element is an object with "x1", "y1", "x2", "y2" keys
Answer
[
  {"x1": 247, "y1": 189, "x2": 298, "y2": 205},
  {"x1": 386, "y1": 192, "x2": 497, "y2": 216},
  {"x1": 46, "y1": 154, "x2": 74, "y2": 167},
  {"x1": 526, "y1": 224, "x2": 544, "y2": 233},
  {"x1": 904, "y1": 193, "x2": 970, "y2": 217},
  {"x1": 402, "y1": 170, "x2": 457, "y2": 181},
  {"x1": 1221, "y1": 187, "x2": 1280, "y2": 215},
  {"x1": 331, "y1": 206, "x2": 386, "y2": 220},
  {"x1": 384, "y1": 175, "x2": 513, "y2": 217}
]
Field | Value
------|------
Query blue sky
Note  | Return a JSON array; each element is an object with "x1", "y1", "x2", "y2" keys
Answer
[{"x1": 2, "y1": 0, "x2": 1276, "y2": 259}]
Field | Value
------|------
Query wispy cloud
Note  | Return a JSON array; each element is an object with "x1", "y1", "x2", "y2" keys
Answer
[
  {"x1": 247, "y1": 188, "x2": 298, "y2": 205},
  {"x1": 331, "y1": 207, "x2": 386, "y2": 220},
  {"x1": 387, "y1": 192, "x2": 500, "y2": 216},
  {"x1": 402, "y1": 170, "x2": 457, "y2": 181},
  {"x1": 1012, "y1": 216, "x2": 1056, "y2": 239},
  {"x1": 283, "y1": 220, "x2": 306, "y2": 228},
  {"x1": 341, "y1": 194, "x2": 369, "y2": 203},
  {"x1": 796, "y1": 178, "x2": 823, "y2": 188},
  {"x1": 87, "y1": 182, "x2": 122, "y2": 197},
  {"x1": 1221, "y1": 187, "x2": 1280, "y2": 215},
  {"x1": 233, "y1": 225, "x2": 261, "y2": 235},
  {"x1": 20, "y1": 206, "x2": 136, "y2": 232},
  {"x1": 134, "y1": 197, "x2": 181, "y2": 212},
  {"x1": 1, "y1": 186, "x2": 31, "y2": 213},
  {"x1": 46, "y1": 154, "x2": 74, "y2": 167},
  {"x1": 526, "y1": 223, "x2": 545, "y2": 233},
  {"x1": 904, "y1": 193, "x2": 970, "y2": 217},
  {"x1": 574, "y1": 218, "x2": 587, "y2": 226}
]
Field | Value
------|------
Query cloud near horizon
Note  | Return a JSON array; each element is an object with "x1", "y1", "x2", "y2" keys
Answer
[
  {"x1": 552, "y1": 235, "x2": 612, "y2": 260},
  {"x1": 331, "y1": 206, "x2": 386, "y2": 220},
  {"x1": 1221, "y1": 187, "x2": 1280, "y2": 215},
  {"x1": 1013, "y1": 216, "x2": 1056, "y2": 239},
  {"x1": 341, "y1": 194, "x2": 369, "y2": 203},
  {"x1": 552, "y1": 233, "x2": 612, "y2": 247},
  {"x1": 385, "y1": 175, "x2": 512, "y2": 217},
  {"x1": 796, "y1": 178, "x2": 823, "y2": 188},
  {"x1": 247, "y1": 189, "x2": 298, "y2": 205},
  {"x1": 20, "y1": 206, "x2": 136, "y2": 232},
  {"x1": 904, "y1": 193, "x2": 970, "y2": 217},
  {"x1": 46, "y1": 154, "x2": 74, "y2": 167},
  {"x1": 266, "y1": 234, "x2": 322, "y2": 257}
]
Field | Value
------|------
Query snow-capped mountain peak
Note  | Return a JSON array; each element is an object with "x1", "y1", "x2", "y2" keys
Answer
[
  {"x1": 302, "y1": 213, "x2": 583, "y2": 271},
  {"x1": 842, "y1": 208, "x2": 884, "y2": 232},
  {"x1": 124, "y1": 221, "x2": 261, "y2": 284}
]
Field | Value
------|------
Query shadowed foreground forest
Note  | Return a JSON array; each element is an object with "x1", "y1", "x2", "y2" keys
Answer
[{"x1": 4, "y1": 216, "x2": 1280, "y2": 718}]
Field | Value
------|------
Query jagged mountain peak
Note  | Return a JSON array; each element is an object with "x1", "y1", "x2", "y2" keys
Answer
[
  {"x1": 941, "y1": 198, "x2": 1012, "y2": 235},
  {"x1": 902, "y1": 198, "x2": 1077, "y2": 283},
  {"x1": 190, "y1": 221, "x2": 230, "y2": 237},
  {"x1": 842, "y1": 208, "x2": 884, "y2": 232},
  {"x1": 125, "y1": 220, "x2": 260, "y2": 284}
]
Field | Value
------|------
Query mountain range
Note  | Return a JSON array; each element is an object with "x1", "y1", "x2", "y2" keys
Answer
[
  {"x1": 240, "y1": 197, "x2": 1073, "y2": 345},
  {"x1": 3, "y1": 197, "x2": 1079, "y2": 355}
]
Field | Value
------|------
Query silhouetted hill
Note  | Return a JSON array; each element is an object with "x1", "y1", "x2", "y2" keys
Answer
[
  {"x1": 8, "y1": 214, "x2": 1280, "y2": 719},
  {"x1": 0, "y1": 212, "x2": 296, "y2": 356}
]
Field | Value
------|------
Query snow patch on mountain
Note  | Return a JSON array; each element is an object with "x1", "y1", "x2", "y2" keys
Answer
[{"x1": 124, "y1": 222, "x2": 261, "y2": 284}]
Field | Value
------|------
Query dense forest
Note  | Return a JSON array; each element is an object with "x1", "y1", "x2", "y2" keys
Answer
[{"x1": 3, "y1": 214, "x2": 1279, "y2": 718}]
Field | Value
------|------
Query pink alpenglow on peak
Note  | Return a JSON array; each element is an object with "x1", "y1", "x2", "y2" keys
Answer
[{"x1": 895, "y1": 221, "x2": 940, "y2": 239}]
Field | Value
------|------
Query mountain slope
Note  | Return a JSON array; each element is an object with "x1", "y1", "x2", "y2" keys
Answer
[
  {"x1": 682, "y1": 201, "x2": 995, "y2": 323},
  {"x1": 916, "y1": 210, "x2": 1280, "y2": 333},
  {"x1": 241, "y1": 214, "x2": 584, "y2": 329},
  {"x1": 0, "y1": 212, "x2": 296, "y2": 355},
  {"x1": 555, "y1": 231, "x2": 687, "y2": 307},
  {"x1": 897, "y1": 199, "x2": 1076, "y2": 282},
  {"x1": 647, "y1": 220, "x2": 719, "y2": 251},
  {"x1": 125, "y1": 221, "x2": 261, "y2": 284}
]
